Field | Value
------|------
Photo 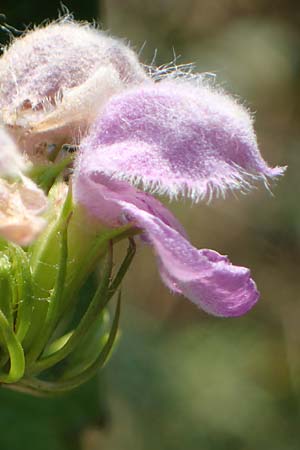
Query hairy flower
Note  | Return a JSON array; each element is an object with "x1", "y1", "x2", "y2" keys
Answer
[
  {"x1": 0, "y1": 17, "x2": 286, "y2": 394},
  {"x1": 74, "y1": 79, "x2": 285, "y2": 316},
  {"x1": 0, "y1": 20, "x2": 147, "y2": 159},
  {"x1": 76, "y1": 80, "x2": 284, "y2": 201}
]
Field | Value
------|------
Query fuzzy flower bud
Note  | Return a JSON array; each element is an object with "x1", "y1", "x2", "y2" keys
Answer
[{"x1": 0, "y1": 20, "x2": 147, "y2": 160}]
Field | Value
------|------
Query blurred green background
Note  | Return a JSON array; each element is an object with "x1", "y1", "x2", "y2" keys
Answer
[{"x1": 1, "y1": 1, "x2": 300, "y2": 449}]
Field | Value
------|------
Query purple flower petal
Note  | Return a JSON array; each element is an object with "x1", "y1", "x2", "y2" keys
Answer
[
  {"x1": 120, "y1": 202, "x2": 259, "y2": 317},
  {"x1": 79, "y1": 80, "x2": 285, "y2": 201},
  {"x1": 74, "y1": 163, "x2": 186, "y2": 237},
  {"x1": 74, "y1": 167, "x2": 258, "y2": 317}
]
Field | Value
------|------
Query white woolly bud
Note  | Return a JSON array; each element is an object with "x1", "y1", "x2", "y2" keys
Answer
[{"x1": 0, "y1": 20, "x2": 147, "y2": 159}]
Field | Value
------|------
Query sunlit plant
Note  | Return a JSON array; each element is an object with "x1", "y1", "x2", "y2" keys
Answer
[{"x1": 0, "y1": 17, "x2": 284, "y2": 395}]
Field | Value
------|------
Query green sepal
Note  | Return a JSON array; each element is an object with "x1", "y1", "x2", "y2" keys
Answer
[
  {"x1": 15, "y1": 293, "x2": 121, "y2": 396},
  {"x1": 108, "y1": 238, "x2": 136, "y2": 300},
  {"x1": 42, "y1": 331, "x2": 73, "y2": 357},
  {"x1": 23, "y1": 186, "x2": 73, "y2": 351},
  {"x1": 27, "y1": 155, "x2": 74, "y2": 193},
  {"x1": 60, "y1": 223, "x2": 138, "y2": 318},
  {"x1": 27, "y1": 242, "x2": 114, "y2": 376},
  {"x1": 0, "y1": 253, "x2": 13, "y2": 328},
  {"x1": 0, "y1": 309, "x2": 25, "y2": 383},
  {"x1": 25, "y1": 208, "x2": 70, "y2": 367},
  {"x1": 60, "y1": 310, "x2": 109, "y2": 379},
  {"x1": 8, "y1": 244, "x2": 34, "y2": 343}
]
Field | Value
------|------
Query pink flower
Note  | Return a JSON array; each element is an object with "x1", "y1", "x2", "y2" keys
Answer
[{"x1": 74, "y1": 79, "x2": 285, "y2": 316}]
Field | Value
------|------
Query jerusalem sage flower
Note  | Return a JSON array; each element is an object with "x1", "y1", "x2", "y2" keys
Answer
[
  {"x1": 0, "y1": 18, "x2": 285, "y2": 394},
  {"x1": 74, "y1": 79, "x2": 285, "y2": 316}
]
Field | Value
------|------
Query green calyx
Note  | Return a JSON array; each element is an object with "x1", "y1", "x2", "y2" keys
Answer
[{"x1": 0, "y1": 174, "x2": 138, "y2": 396}]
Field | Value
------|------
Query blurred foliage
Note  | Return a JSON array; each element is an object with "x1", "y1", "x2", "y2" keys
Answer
[{"x1": 1, "y1": 0, "x2": 300, "y2": 449}]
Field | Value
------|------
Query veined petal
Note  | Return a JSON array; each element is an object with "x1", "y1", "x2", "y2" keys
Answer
[
  {"x1": 120, "y1": 202, "x2": 259, "y2": 317},
  {"x1": 79, "y1": 80, "x2": 285, "y2": 201}
]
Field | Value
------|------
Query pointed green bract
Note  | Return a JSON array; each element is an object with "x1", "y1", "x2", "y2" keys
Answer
[{"x1": 0, "y1": 166, "x2": 136, "y2": 394}]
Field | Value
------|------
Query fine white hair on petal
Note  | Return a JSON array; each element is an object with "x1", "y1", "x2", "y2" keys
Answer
[
  {"x1": 145, "y1": 57, "x2": 216, "y2": 85},
  {"x1": 27, "y1": 64, "x2": 124, "y2": 135},
  {"x1": 77, "y1": 79, "x2": 285, "y2": 204}
]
